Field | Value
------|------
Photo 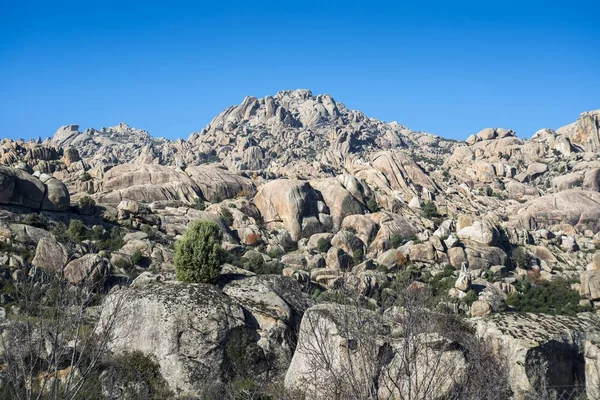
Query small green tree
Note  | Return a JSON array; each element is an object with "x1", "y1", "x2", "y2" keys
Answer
[
  {"x1": 68, "y1": 219, "x2": 88, "y2": 242},
  {"x1": 174, "y1": 220, "x2": 225, "y2": 284}
]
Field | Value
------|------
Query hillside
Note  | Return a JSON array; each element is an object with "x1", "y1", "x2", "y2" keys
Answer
[{"x1": 0, "y1": 90, "x2": 599, "y2": 399}]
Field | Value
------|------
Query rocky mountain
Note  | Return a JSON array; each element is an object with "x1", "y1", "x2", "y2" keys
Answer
[{"x1": 0, "y1": 89, "x2": 599, "y2": 399}]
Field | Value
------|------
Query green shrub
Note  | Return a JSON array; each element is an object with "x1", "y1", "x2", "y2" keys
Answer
[
  {"x1": 221, "y1": 207, "x2": 234, "y2": 226},
  {"x1": 103, "y1": 351, "x2": 172, "y2": 399},
  {"x1": 67, "y1": 220, "x2": 88, "y2": 242},
  {"x1": 366, "y1": 198, "x2": 379, "y2": 213},
  {"x1": 485, "y1": 186, "x2": 494, "y2": 196},
  {"x1": 430, "y1": 265, "x2": 456, "y2": 297},
  {"x1": 51, "y1": 221, "x2": 69, "y2": 243},
  {"x1": 174, "y1": 220, "x2": 225, "y2": 284},
  {"x1": 141, "y1": 225, "x2": 157, "y2": 239},
  {"x1": 80, "y1": 172, "x2": 91, "y2": 182},
  {"x1": 507, "y1": 278, "x2": 584, "y2": 316},
  {"x1": 192, "y1": 198, "x2": 206, "y2": 210},
  {"x1": 316, "y1": 238, "x2": 331, "y2": 253},
  {"x1": 421, "y1": 201, "x2": 440, "y2": 219},
  {"x1": 131, "y1": 249, "x2": 143, "y2": 266},
  {"x1": 390, "y1": 233, "x2": 407, "y2": 248},
  {"x1": 461, "y1": 290, "x2": 478, "y2": 306},
  {"x1": 511, "y1": 246, "x2": 534, "y2": 269},
  {"x1": 23, "y1": 213, "x2": 48, "y2": 229},
  {"x1": 78, "y1": 196, "x2": 96, "y2": 209},
  {"x1": 352, "y1": 248, "x2": 364, "y2": 265}
]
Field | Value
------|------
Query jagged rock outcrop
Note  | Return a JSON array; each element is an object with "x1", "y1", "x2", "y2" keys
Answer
[{"x1": 557, "y1": 110, "x2": 600, "y2": 152}]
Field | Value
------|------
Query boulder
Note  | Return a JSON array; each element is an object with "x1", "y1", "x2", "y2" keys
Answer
[
  {"x1": 456, "y1": 220, "x2": 498, "y2": 246},
  {"x1": 98, "y1": 164, "x2": 201, "y2": 204},
  {"x1": 580, "y1": 270, "x2": 600, "y2": 300},
  {"x1": 0, "y1": 166, "x2": 69, "y2": 211},
  {"x1": 222, "y1": 275, "x2": 312, "y2": 375},
  {"x1": 470, "y1": 300, "x2": 492, "y2": 317},
  {"x1": 409, "y1": 243, "x2": 437, "y2": 263},
  {"x1": 455, "y1": 266, "x2": 471, "y2": 292},
  {"x1": 331, "y1": 230, "x2": 364, "y2": 256},
  {"x1": 310, "y1": 178, "x2": 364, "y2": 231},
  {"x1": 512, "y1": 190, "x2": 600, "y2": 233},
  {"x1": 475, "y1": 312, "x2": 600, "y2": 398},
  {"x1": 31, "y1": 237, "x2": 68, "y2": 271},
  {"x1": 185, "y1": 165, "x2": 255, "y2": 202},
  {"x1": 97, "y1": 276, "x2": 246, "y2": 397},
  {"x1": 63, "y1": 254, "x2": 110, "y2": 287},
  {"x1": 583, "y1": 168, "x2": 600, "y2": 192},
  {"x1": 254, "y1": 179, "x2": 325, "y2": 241},
  {"x1": 448, "y1": 247, "x2": 468, "y2": 268},
  {"x1": 463, "y1": 240, "x2": 507, "y2": 270}
]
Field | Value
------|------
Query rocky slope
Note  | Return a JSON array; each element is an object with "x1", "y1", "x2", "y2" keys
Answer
[{"x1": 0, "y1": 89, "x2": 599, "y2": 398}]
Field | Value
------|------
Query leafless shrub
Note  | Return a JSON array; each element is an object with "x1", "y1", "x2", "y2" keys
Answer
[{"x1": 0, "y1": 271, "x2": 124, "y2": 400}]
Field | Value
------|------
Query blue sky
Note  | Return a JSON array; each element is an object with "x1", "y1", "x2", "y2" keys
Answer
[{"x1": 1, "y1": 1, "x2": 599, "y2": 141}]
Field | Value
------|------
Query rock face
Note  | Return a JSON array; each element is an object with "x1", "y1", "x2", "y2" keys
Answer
[
  {"x1": 513, "y1": 190, "x2": 600, "y2": 233},
  {"x1": 475, "y1": 313, "x2": 600, "y2": 399},
  {"x1": 254, "y1": 179, "x2": 327, "y2": 241},
  {"x1": 285, "y1": 303, "x2": 468, "y2": 399},
  {"x1": 557, "y1": 110, "x2": 600, "y2": 152},
  {"x1": 0, "y1": 166, "x2": 69, "y2": 210},
  {"x1": 222, "y1": 274, "x2": 311, "y2": 374},
  {"x1": 98, "y1": 276, "x2": 247, "y2": 397}
]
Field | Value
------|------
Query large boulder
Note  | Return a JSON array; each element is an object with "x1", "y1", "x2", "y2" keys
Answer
[
  {"x1": 512, "y1": 190, "x2": 600, "y2": 233},
  {"x1": 475, "y1": 313, "x2": 600, "y2": 399},
  {"x1": 97, "y1": 276, "x2": 246, "y2": 397},
  {"x1": 63, "y1": 254, "x2": 110, "y2": 287},
  {"x1": 185, "y1": 165, "x2": 255, "y2": 202},
  {"x1": 39, "y1": 174, "x2": 70, "y2": 211},
  {"x1": 98, "y1": 164, "x2": 201, "y2": 204},
  {"x1": 0, "y1": 166, "x2": 69, "y2": 211},
  {"x1": 31, "y1": 237, "x2": 68, "y2": 271},
  {"x1": 254, "y1": 179, "x2": 326, "y2": 241},
  {"x1": 310, "y1": 178, "x2": 364, "y2": 231},
  {"x1": 457, "y1": 220, "x2": 499, "y2": 246},
  {"x1": 222, "y1": 275, "x2": 312, "y2": 375},
  {"x1": 285, "y1": 303, "x2": 469, "y2": 399},
  {"x1": 580, "y1": 270, "x2": 600, "y2": 300},
  {"x1": 463, "y1": 240, "x2": 507, "y2": 270}
]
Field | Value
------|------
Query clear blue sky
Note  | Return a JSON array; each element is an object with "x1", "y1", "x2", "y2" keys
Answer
[{"x1": 1, "y1": 1, "x2": 599, "y2": 141}]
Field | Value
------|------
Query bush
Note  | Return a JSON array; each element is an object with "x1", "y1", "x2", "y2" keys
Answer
[
  {"x1": 80, "y1": 172, "x2": 91, "y2": 182},
  {"x1": 366, "y1": 198, "x2": 379, "y2": 213},
  {"x1": 103, "y1": 351, "x2": 172, "y2": 399},
  {"x1": 507, "y1": 278, "x2": 584, "y2": 316},
  {"x1": 316, "y1": 237, "x2": 331, "y2": 253},
  {"x1": 67, "y1": 219, "x2": 88, "y2": 242},
  {"x1": 174, "y1": 220, "x2": 225, "y2": 284},
  {"x1": 131, "y1": 249, "x2": 143, "y2": 266},
  {"x1": 141, "y1": 225, "x2": 157, "y2": 239},
  {"x1": 78, "y1": 196, "x2": 96, "y2": 209},
  {"x1": 421, "y1": 201, "x2": 440, "y2": 219},
  {"x1": 512, "y1": 246, "x2": 534, "y2": 269},
  {"x1": 51, "y1": 221, "x2": 69, "y2": 243},
  {"x1": 390, "y1": 233, "x2": 407, "y2": 248},
  {"x1": 23, "y1": 213, "x2": 48, "y2": 229},
  {"x1": 352, "y1": 248, "x2": 364, "y2": 265},
  {"x1": 221, "y1": 207, "x2": 234, "y2": 226}
]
